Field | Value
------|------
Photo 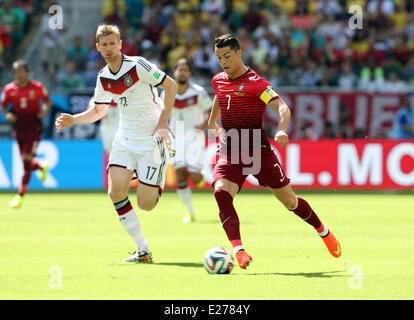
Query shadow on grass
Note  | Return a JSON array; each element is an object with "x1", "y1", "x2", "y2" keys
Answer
[
  {"x1": 196, "y1": 220, "x2": 253, "y2": 225},
  {"x1": 153, "y1": 262, "x2": 204, "y2": 268},
  {"x1": 109, "y1": 262, "x2": 204, "y2": 268},
  {"x1": 195, "y1": 220, "x2": 220, "y2": 225},
  {"x1": 233, "y1": 270, "x2": 347, "y2": 278}
]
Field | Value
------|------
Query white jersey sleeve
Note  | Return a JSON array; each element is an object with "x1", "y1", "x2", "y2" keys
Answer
[
  {"x1": 93, "y1": 73, "x2": 112, "y2": 104},
  {"x1": 135, "y1": 57, "x2": 166, "y2": 87},
  {"x1": 199, "y1": 88, "x2": 212, "y2": 111}
]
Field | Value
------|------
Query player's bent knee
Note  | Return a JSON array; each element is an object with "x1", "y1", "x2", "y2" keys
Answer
[
  {"x1": 214, "y1": 180, "x2": 238, "y2": 198},
  {"x1": 283, "y1": 195, "x2": 298, "y2": 211},
  {"x1": 108, "y1": 188, "x2": 127, "y2": 203},
  {"x1": 189, "y1": 172, "x2": 203, "y2": 184},
  {"x1": 22, "y1": 154, "x2": 33, "y2": 162},
  {"x1": 175, "y1": 167, "x2": 188, "y2": 182},
  {"x1": 137, "y1": 198, "x2": 157, "y2": 211},
  {"x1": 214, "y1": 188, "x2": 233, "y2": 202}
]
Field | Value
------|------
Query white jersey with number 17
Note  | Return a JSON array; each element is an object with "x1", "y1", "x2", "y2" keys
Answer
[{"x1": 93, "y1": 54, "x2": 166, "y2": 140}]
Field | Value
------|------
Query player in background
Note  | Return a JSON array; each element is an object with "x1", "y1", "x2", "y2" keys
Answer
[
  {"x1": 208, "y1": 34, "x2": 341, "y2": 269},
  {"x1": 95, "y1": 98, "x2": 119, "y2": 154},
  {"x1": 391, "y1": 94, "x2": 414, "y2": 139},
  {"x1": 1, "y1": 60, "x2": 51, "y2": 208},
  {"x1": 166, "y1": 58, "x2": 211, "y2": 223},
  {"x1": 55, "y1": 25, "x2": 177, "y2": 263}
]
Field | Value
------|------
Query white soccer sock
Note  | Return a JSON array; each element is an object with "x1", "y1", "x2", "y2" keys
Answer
[
  {"x1": 317, "y1": 223, "x2": 329, "y2": 237},
  {"x1": 233, "y1": 245, "x2": 245, "y2": 256},
  {"x1": 177, "y1": 187, "x2": 194, "y2": 215},
  {"x1": 118, "y1": 209, "x2": 149, "y2": 252}
]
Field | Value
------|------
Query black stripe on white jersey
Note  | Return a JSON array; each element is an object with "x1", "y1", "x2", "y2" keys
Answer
[
  {"x1": 154, "y1": 73, "x2": 166, "y2": 87},
  {"x1": 137, "y1": 58, "x2": 152, "y2": 72},
  {"x1": 156, "y1": 137, "x2": 166, "y2": 185},
  {"x1": 149, "y1": 84, "x2": 156, "y2": 104}
]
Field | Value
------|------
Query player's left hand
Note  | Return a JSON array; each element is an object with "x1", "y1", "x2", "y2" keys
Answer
[
  {"x1": 274, "y1": 130, "x2": 289, "y2": 147},
  {"x1": 5, "y1": 112, "x2": 16, "y2": 124},
  {"x1": 152, "y1": 120, "x2": 175, "y2": 146},
  {"x1": 55, "y1": 113, "x2": 74, "y2": 133}
]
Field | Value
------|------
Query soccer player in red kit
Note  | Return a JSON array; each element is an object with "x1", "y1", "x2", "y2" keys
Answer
[
  {"x1": 208, "y1": 34, "x2": 341, "y2": 269},
  {"x1": 1, "y1": 60, "x2": 51, "y2": 208}
]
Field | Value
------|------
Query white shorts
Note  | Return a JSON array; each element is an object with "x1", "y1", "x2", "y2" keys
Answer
[
  {"x1": 107, "y1": 134, "x2": 169, "y2": 189},
  {"x1": 172, "y1": 129, "x2": 205, "y2": 172}
]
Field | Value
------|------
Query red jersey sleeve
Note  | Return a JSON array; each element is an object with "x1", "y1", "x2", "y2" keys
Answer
[
  {"x1": 211, "y1": 75, "x2": 218, "y2": 93},
  {"x1": 38, "y1": 82, "x2": 49, "y2": 101},
  {"x1": 1, "y1": 86, "x2": 11, "y2": 107},
  {"x1": 254, "y1": 78, "x2": 279, "y2": 105}
]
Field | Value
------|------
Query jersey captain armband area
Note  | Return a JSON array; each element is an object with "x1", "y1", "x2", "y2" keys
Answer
[{"x1": 259, "y1": 86, "x2": 279, "y2": 105}]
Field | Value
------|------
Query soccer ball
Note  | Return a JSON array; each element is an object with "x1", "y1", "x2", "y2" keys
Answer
[{"x1": 203, "y1": 247, "x2": 234, "y2": 274}]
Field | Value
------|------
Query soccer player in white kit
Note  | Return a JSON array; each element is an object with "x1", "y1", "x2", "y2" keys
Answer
[
  {"x1": 55, "y1": 25, "x2": 178, "y2": 263},
  {"x1": 167, "y1": 58, "x2": 211, "y2": 223},
  {"x1": 87, "y1": 96, "x2": 119, "y2": 154}
]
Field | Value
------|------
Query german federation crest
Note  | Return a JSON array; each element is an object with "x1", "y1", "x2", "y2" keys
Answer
[{"x1": 124, "y1": 75, "x2": 133, "y2": 87}]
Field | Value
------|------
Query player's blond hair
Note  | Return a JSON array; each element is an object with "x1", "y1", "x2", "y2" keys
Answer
[{"x1": 96, "y1": 24, "x2": 121, "y2": 44}]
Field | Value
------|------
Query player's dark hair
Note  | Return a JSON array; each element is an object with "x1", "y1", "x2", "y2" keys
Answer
[
  {"x1": 175, "y1": 58, "x2": 192, "y2": 72},
  {"x1": 214, "y1": 34, "x2": 241, "y2": 51},
  {"x1": 12, "y1": 60, "x2": 29, "y2": 72}
]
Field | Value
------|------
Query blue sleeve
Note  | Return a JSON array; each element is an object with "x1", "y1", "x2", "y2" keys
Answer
[{"x1": 398, "y1": 112, "x2": 408, "y2": 126}]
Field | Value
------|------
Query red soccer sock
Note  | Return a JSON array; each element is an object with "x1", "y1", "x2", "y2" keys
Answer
[
  {"x1": 18, "y1": 184, "x2": 27, "y2": 196},
  {"x1": 32, "y1": 159, "x2": 42, "y2": 171},
  {"x1": 316, "y1": 224, "x2": 326, "y2": 234},
  {"x1": 21, "y1": 159, "x2": 32, "y2": 187},
  {"x1": 231, "y1": 239, "x2": 242, "y2": 248},
  {"x1": 290, "y1": 197, "x2": 322, "y2": 229},
  {"x1": 214, "y1": 189, "x2": 242, "y2": 246}
]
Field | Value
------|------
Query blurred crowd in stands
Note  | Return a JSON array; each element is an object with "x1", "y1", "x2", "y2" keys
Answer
[
  {"x1": 1, "y1": 0, "x2": 412, "y2": 139},
  {"x1": 0, "y1": 0, "x2": 42, "y2": 80},
  {"x1": 37, "y1": 0, "x2": 414, "y2": 92}
]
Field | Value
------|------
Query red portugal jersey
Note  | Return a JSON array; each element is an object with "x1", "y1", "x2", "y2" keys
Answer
[
  {"x1": 1, "y1": 80, "x2": 49, "y2": 134},
  {"x1": 211, "y1": 68, "x2": 279, "y2": 154}
]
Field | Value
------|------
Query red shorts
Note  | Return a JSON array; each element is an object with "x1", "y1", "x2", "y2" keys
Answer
[
  {"x1": 212, "y1": 147, "x2": 290, "y2": 191},
  {"x1": 15, "y1": 132, "x2": 41, "y2": 155}
]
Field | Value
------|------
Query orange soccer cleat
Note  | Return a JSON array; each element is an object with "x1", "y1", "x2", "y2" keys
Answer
[
  {"x1": 320, "y1": 228, "x2": 341, "y2": 258},
  {"x1": 235, "y1": 250, "x2": 253, "y2": 269}
]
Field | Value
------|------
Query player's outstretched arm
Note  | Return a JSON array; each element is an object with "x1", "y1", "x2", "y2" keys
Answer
[
  {"x1": 194, "y1": 108, "x2": 212, "y2": 130},
  {"x1": 268, "y1": 97, "x2": 291, "y2": 147},
  {"x1": 207, "y1": 95, "x2": 221, "y2": 137},
  {"x1": 55, "y1": 103, "x2": 108, "y2": 133}
]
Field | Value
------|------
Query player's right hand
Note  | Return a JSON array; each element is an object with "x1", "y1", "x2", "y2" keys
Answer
[
  {"x1": 55, "y1": 113, "x2": 74, "y2": 133},
  {"x1": 274, "y1": 130, "x2": 289, "y2": 147}
]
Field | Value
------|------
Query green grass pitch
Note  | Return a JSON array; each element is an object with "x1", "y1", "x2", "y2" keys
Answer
[{"x1": 0, "y1": 190, "x2": 413, "y2": 300}]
